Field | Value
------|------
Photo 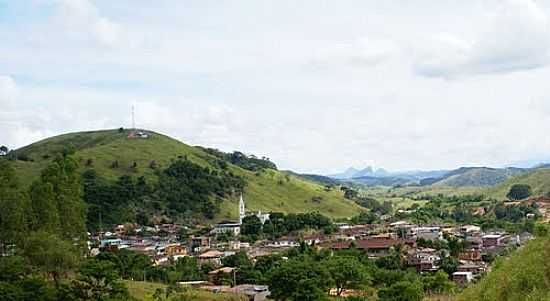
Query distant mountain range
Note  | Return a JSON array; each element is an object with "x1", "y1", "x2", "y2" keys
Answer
[{"x1": 327, "y1": 165, "x2": 541, "y2": 188}]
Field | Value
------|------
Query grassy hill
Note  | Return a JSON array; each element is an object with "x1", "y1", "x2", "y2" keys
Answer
[
  {"x1": 10, "y1": 129, "x2": 362, "y2": 221},
  {"x1": 486, "y1": 168, "x2": 550, "y2": 200},
  {"x1": 431, "y1": 167, "x2": 527, "y2": 187},
  {"x1": 457, "y1": 234, "x2": 550, "y2": 301}
]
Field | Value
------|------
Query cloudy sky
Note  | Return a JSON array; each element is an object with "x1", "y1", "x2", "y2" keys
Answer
[{"x1": 2, "y1": 0, "x2": 550, "y2": 174}]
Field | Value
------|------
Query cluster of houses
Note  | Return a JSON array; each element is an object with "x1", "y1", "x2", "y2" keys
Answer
[{"x1": 88, "y1": 195, "x2": 536, "y2": 298}]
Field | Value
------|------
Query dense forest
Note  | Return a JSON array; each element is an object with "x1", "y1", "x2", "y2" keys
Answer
[
  {"x1": 200, "y1": 148, "x2": 277, "y2": 171},
  {"x1": 84, "y1": 158, "x2": 245, "y2": 230}
]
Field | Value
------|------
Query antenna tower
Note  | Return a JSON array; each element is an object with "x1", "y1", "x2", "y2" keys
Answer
[{"x1": 132, "y1": 105, "x2": 136, "y2": 130}]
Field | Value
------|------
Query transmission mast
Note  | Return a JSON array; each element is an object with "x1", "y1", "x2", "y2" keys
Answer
[{"x1": 132, "y1": 105, "x2": 136, "y2": 130}]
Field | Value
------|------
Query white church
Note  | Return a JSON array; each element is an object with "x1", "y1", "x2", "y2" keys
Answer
[{"x1": 212, "y1": 194, "x2": 270, "y2": 236}]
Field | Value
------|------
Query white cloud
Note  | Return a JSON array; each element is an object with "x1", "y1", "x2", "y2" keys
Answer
[
  {"x1": 57, "y1": 0, "x2": 121, "y2": 47},
  {"x1": 4, "y1": 1, "x2": 550, "y2": 173},
  {"x1": 0, "y1": 75, "x2": 19, "y2": 108},
  {"x1": 311, "y1": 38, "x2": 397, "y2": 68},
  {"x1": 414, "y1": 0, "x2": 550, "y2": 78}
]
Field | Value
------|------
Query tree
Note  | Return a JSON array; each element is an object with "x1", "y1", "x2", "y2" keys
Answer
[
  {"x1": 29, "y1": 181, "x2": 59, "y2": 233},
  {"x1": 507, "y1": 184, "x2": 532, "y2": 201},
  {"x1": 241, "y1": 215, "x2": 262, "y2": 237},
  {"x1": 0, "y1": 145, "x2": 8, "y2": 156},
  {"x1": 0, "y1": 160, "x2": 29, "y2": 251},
  {"x1": 38, "y1": 154, "x2": 87, "y2": 240},
  {"x1": 440, "y1": 256, "x2": 459, "y2": 276},
  {"x1": 267, "y1": 256, "x2": 332, "y2": 301},
  {"x1": 378, "y1": 281, "x2": 423, "y2": 301},
  {"x1": 174, "y1": 256, "x2": 205, "y2": 281},
  {"x1": 70, "y1": 259, "x2": 129, "y2": 300},
  {"x1": 221, "y1": 251, "x2": 253, "y2": 268},
  {"x1": 22, "y1": 231, "x2": 80, "y2": 286},
  {"x1": 323, "y1": 256, "x2": 371, "y2": 296},
  {"x1": 422, "y1": 270, "x2": 455, "y2": 294}
]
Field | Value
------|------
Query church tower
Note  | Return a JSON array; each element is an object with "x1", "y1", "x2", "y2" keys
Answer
[{"x1": 239, "y1": 193, "x2": 246, "y2": 224}]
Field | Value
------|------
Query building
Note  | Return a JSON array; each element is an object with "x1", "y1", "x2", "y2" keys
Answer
[
  {"x1": 482, "y1": 234, "x2": 506, "y2": 248},
  {"x1": 198, "y1": 250, "x2": 225, "y2": 266},
  {"x1": 407, "y1": 249, "x2": 440, "y2": 272},
  {"x1": 414, "y1": 226, "x2": 443, "y2": 241},
  {"x1": 100, "y1": 238, "x2": 123, "y2": 248},
  {"x1": 460, "y1": 225, "x2": 481, "y2": 234},
  {"x1": 255, "y1": 210, "x2": 270, "y2": 224},
  {"x1": 191, "y1": 236, "x2": 211, "y2": 253},
  {"x1": 239, "y1": 193, "x2": 246, "y2": 224},
  {"x1": 453, "y1": 271, "x2": 474, "y2": 287},
  {"x1": 208, "y1": 267, "x2": 235, "y2": 284},
  {"x1": 457, "y1": 263, "x2": 486, "y2": 276},
  {"x1": 458, "y1": 249, "x2": 482, "y2": 261},
  {"x1": 212, "y1": 222, "x2": 241, "y2": 236},
  {"x1": 327, "y1": 237, "x2": 416, "y2": 257}
]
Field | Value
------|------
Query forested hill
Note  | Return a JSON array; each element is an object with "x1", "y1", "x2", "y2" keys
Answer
[{"x1": 7, "y1": 129, "x2": 361, "y2": 226}]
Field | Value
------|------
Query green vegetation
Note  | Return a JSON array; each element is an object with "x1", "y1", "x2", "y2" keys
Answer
[
  {"x1": 431, "y1": 167, "x2": 527, "y2": 187},
  {"x1": 506, "y1": 184, "x2": 532, "y2": 200},
  {"x1": 0, "y1": 152, "x2": 135, "y2": 300},
  {"x1": 458, "y1": 230, "x2": 550, "y2": 301},
  {"x1": 8, "y1": 129, "x2": 363, "y2": 221},
  {"x1": 241, "y1": 211, "x2": 335, "y2": 242},
  {"x1": 125, "y1": 281, "x2": 247, "y2": 301},
  {"x1": 487, "y1": 167, "x2": 550, "y2": 199}
]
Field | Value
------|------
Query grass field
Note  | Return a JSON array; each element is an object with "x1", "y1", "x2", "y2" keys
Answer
[
  {"x1": 11, "y1": 129, "x2": 364, "y2": 221},
  {"x1": 125, "y1": 281, "x2": 248, "y2": 301}
]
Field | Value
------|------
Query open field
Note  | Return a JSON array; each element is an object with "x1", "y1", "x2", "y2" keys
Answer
[{"x1": 125, "y1": 281, "x2": 249, "y2": 301}]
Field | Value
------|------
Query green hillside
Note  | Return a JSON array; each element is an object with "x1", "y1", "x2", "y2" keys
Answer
[
  {"x1": 432, "y1": 167, "x2": 527, "y2": 187},
  {"x1": 486, "y1": 168, "x2": 550, "y2": 200},
  {"x1": 10, "y1": 129, "x2": 362, "y2": 221},
  {"x1": 457, "y1": 234, "x2": 550, "y2": 301}
]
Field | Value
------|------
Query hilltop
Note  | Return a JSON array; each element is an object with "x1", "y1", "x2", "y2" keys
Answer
[{"x1": 9, "y1": 129, "x2": 362, "y2": 221}]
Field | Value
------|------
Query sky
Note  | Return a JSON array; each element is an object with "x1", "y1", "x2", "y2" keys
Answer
[{"x1": 2, "y1": 0, "x2": 550, "y2": 174}]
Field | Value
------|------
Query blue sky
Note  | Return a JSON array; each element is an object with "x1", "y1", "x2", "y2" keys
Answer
[{"x1": 2, "y1": 0, "x2": 550, "y2": 173}]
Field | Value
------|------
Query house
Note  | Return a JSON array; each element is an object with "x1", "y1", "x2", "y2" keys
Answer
[
  {"x1": 198, "y1": 250, "x2": 225, "y2": 266},
  {"x1": 407, "y1": 249, "x2": 440, "y2": 272},
  {"x1": 482, "y1": 234, "x2": 506, "y2": 248},
  {"x1": 457, "y1": 263, "x2": 486, "y2": 276},
  {"x1": 303, "y1": 235, "x2": 323, "y2": 245},
  {"x1": 460, "y1": 225, "x2": 481, "y2": 234},
  {"x1": 255, "y1": 211, "x2": 270, "y2": 224},
  {"x1": 191, "y1": 236, "x2": 211, "y2": 253},
  {"x1": 414, "y1": 226, "x2": 442, "y2": 241},
  {"x1": 212, "y1": 222, "x2": 241, "y2": 236},
  {"x1": 100, "y1": 238, "x2": 123, "y2": 249},
  {"x1": 458, "y1": 249, "x2": 482, "y2": 261},
  {"x1": 268, "y1": 237, "x2": 299, "y2": 248},
  {"x1": 208, "y1": 267, "x2": 235, "y2": 284},
  {"x1": 453, "y1": 271, "x2": 474, "y2": 287},
  {"x1": 327, "y1": 237, "x2": 414, "y2": 257},
  {"x1": 165, "y1": 244, "x2": 187, "y2": 257}
]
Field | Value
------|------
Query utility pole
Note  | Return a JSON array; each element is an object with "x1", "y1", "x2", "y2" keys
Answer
[{"x1": 99, "y1": 212, "x2": 103, "y2": 238}]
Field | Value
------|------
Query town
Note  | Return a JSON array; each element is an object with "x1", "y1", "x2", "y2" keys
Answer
[{"x1": 90, "y1": 193, "x2": 546, "y2": 300}]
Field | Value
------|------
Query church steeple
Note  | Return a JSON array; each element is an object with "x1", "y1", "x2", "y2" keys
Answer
[{"x1": 239, "y1": 193, "x2": 246, "y2": 224}]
